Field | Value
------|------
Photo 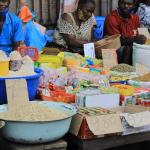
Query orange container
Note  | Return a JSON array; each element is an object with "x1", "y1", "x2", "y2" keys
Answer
[
  {"x1": 41, "y1": 95, "x2": 75, "y2": 103},
  {"x1": 51, "y1": 94, "x2": 76, "y2": 103}
]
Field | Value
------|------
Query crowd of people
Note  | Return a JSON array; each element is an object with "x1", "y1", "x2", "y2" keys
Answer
[{"x1": 0, "y1": 0, "x2": 150, "y2": 64}]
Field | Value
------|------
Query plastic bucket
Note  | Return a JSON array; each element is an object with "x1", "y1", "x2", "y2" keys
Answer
[
  {"x1": 95, "y1": 16, "x2": 106, "y2": 27},
  {"x1": 0, "y1": 61, "x2": 9, "y2": 77},
  {"x1": 0, "y1": 68, "x2": 43, "y2": 104},
  {"x1": 93, "y1": 16, "x2": 106, "y2": 40}
]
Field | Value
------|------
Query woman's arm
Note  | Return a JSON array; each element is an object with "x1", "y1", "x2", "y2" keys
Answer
[
  {"x1": 62, "y1": 34, "x2": 88, "y2": 48},
  {"x1": 121, "y1": 35, "x2": 146, "y2": 46}
]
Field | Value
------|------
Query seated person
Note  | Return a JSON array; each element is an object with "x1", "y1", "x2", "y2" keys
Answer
[
  {"x1": 105, "y1": 0, "x2": 146, "y2": 65},
  {"x1": 0, "y1": 0, "x2": 24, "y2": 55},
  {"x1": 137, "y1": 0, "x2": 150, "y2": 30},
  {"x1": 54, "y1": 0, "x2": 96, "y2": 54}
]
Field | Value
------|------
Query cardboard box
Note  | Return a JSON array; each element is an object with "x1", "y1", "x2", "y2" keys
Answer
[
  {"x1": 70, "y1": 107, "x2": 123, "y2": 139},
  {"x1": 76, "y1": 93, "x2": 120, "y2": 108},
  {"x1": 111, "y1": 106, "x2": 150, "y2": 135},
  {"x1": 70, "y1": 106, "x2": 150, "y2": 139}
]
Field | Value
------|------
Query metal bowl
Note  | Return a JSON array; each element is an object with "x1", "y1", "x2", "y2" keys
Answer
[{"x1": 0, "y1": 101, "x2": 77, "y2": 144}]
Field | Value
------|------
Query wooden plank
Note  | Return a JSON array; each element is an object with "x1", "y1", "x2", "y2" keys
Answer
[
  {"x1": 66, "y1": 132, "x2": 150, "y2": 150},
  {"x1": 1, "y1": 139, "x2": 67, "y2": 150}
]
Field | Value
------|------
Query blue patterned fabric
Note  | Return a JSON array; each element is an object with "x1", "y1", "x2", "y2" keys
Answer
[{"x1": 137, "y1": 3, "x2": 150, "y2": 29}]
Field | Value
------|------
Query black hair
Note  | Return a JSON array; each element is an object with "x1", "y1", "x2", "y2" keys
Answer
[
  {"x1": 78, "y1": 0, "x2": 96, "y2": 8},
  {"x1": 118, "y1": 0, "x2": 137, "y2": 4}
]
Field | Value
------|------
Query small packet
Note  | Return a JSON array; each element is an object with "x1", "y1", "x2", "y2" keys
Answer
[{"x1": 9, "y1": 51, "x2": 22, "y2": 71}]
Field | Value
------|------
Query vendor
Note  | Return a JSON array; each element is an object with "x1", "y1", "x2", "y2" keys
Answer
[
  {"x1": 54, "y1": 0, "x2": 96, "y2": 54},
  {"x1": 104, "y1": 0, "x2": 146, "y2": 65},
  {"x1": 0, "y1": 0, "x2": 24, "y2": 55}
]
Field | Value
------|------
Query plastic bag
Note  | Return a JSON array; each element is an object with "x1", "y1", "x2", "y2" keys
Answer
[
  {"x1": 9, "y1": 60, "x2": 22, "y2": 71},
  {"x1": 24, "y1": 21, "x2": 48, "y2": 51},
  {"x1": 133, "y1": 43, "x2": 150, "y2": 69}
]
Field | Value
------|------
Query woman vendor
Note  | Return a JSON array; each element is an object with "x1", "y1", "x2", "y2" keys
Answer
[
  {"x1": 54, "y1": 0, "x2": 96, "y2": 54},
  {"x1": 0, "y1": 0, "x2": 24, "y2": 55}
]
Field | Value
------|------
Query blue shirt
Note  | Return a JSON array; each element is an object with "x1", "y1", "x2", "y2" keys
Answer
[{"x1": 0, "y1": 12, "x2": 24, "y2": 55}]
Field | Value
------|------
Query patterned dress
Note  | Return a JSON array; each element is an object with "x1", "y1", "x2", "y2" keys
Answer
[
  {"x1": 137, "y1": 3, "x2": 150, "y2": 30},
  {"x1": 54, "y1": 13, "x2": 96, "y2": 48}
]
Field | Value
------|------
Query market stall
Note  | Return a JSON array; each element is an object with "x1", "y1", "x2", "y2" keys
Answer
[{"x1": 0, "y1": 40, "x2": 150, "y2": 150}]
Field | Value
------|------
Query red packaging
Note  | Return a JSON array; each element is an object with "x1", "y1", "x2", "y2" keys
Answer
[
  {"x1": 17, "y1": 46, "x2": 39, "y2": 61},
  {"x1": 78, "y1": 118, "x2": 96, "y2": 140}
]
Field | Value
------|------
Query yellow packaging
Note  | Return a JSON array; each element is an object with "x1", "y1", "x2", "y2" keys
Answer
[
  {"x1": 41, "y1": 62, "x2": 58, "y2": 68},
  {"x1": 111, "y1": 76, "x2": 130, "y2": 82},
  {"x1": 39, "y1": 55, "x2": 63, "y2": 67},
  {"x1": 57, "y1": 52, "x2": 65, "y2": 59},
  {"x1": 112, "y1": 84, "x2": 135, "y2": 96},
  {"x1": 0, "y1": 61, "x2": 9, "y2": 76}
]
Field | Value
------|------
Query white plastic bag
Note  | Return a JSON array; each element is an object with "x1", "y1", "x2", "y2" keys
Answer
[{"x1": 133, "y1": 43, "x2": 150, "y2": 69}]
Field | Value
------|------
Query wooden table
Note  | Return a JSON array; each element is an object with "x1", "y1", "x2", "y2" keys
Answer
[
  {"x1": 66, "y1": 132, "x2": 150, "y2": 150},
  {"x1": 0, "y1": 138, "x2": 67, "y2": 150}
]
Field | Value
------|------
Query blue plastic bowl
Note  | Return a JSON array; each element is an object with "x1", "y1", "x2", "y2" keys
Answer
[
  {"x1": 0, "y1": 101, "x2": 77, "y2": 144},
  {"x1": 0, "y1": 68, "x2": 43, "y2": 104}
]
